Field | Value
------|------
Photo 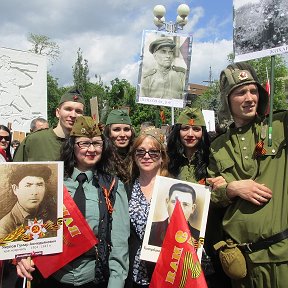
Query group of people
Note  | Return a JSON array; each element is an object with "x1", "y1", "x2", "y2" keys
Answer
[{"x1": 0, "y1": 60, "x2": 286, "y2": 288}]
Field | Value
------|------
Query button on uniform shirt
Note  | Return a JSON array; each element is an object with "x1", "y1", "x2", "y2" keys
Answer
[{"x1": 53, "y1": 168, "x2": 130, "y2": 287}]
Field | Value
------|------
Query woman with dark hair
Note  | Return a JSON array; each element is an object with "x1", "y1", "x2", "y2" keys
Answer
[
  {"x1": 16, "y1": 116, "x2": 130, "y2": 288},
  {"x1": 103, "y1": 109, "x2": 135, "y2": 183},
  {"x1": 167, "y1": 108, "x2": 210, "y2": 183},
  {"x1": 125, "y1": 127, "x2": 170, "y2": 288},
  {"x1": 0, "y1": 124, "x2": 12, "y2": 162},
  {"x1": 166, "y1": 108, "x2": 230, "y2": 288}
]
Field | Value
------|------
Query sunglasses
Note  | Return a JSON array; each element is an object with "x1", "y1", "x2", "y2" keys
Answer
[
  {"x1": 135, "y1": 149, "x2": 161, "y2": 159},
  {"x1": 0, "y1": 136, "x2": 10, "y2": 141}
]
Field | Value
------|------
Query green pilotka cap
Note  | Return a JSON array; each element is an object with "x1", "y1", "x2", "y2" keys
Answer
[
  {"x1": 105, "y1": 109, "x2": 132, "y2": 125},
  {"x1": 149, "y1": 38, "x2": 176, "y2": 54},
  {"x1": 70, "y1": 116, "x2": 102, "y2": 137},
  {"x1": 176, "y1": 107, "x2": 206, "y2": 127},
  {"x1": 59, "y1": 88, "x2": 85, "y2": 106},
  {"x1": 218, "y1": 62, "x2": 268, "y2": 124}
]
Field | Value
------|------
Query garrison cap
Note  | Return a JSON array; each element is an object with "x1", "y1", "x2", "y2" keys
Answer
[
  {"x1": 176, "y1": 107, "x2": 206, "y2": 127},
  {"x1": 218, "y1": 62, "x2": 268, "y2": 123},
  {"x1": 70, "y1": 116, "x2": 102, "y2": 137},
  {"x1": 59, "y1": 88, "x2": 85, "y2": 106},
  {"x1": 140, "y1": 126, "x2": 165, "y2": 144},
  {"x1": 149, "y1": 38, "x2": 176, "y2": 54},
  {"x1": 106, "y1": 109, "x2": 132, "y2": 125}
]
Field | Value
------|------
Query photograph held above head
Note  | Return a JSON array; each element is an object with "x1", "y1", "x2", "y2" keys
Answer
[
  {"x1": 17, "y1": 115, "x2": 130, "y2": 288},
  {"x1": 0, "y1": 164, "x2": 56, "y2": 240},
  {"x1": 149, "y1": 182, "x2": 199, "y2": 247},
  {"x1": 0, "y1": 124, "x2": 12, "y2": 162},
  {"x1": 13, "y1": 88, "x2": 85, "y2": 162},
  {"x1": 141, "y1": 37, "x2": 186, "y2": 99},
  {"x1": 208, "y1": 61, "x2": 288, "y2": 288},
  {"x1": 125, "y1": 126, "x2": 169, "y2": 288},
  {"x1": 104, "y1": 109, "x2": 135, "y2": 183}
]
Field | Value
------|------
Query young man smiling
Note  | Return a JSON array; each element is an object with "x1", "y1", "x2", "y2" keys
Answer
[{"x1": 14, "y1": 88, "x2": 85, "y2": 162}]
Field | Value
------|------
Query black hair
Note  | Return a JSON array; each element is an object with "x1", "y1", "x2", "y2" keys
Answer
[
  {"x1": 9, "y1": 164, "x2": 52, "y2": 186},
  {"x1": 167, "y1": 124, "x2": 210, "y2": 181},
  {"x1": 0, "y1": 125, "x2": 12, "y2": 161},
  {"x1": 168, "y1": 183, "x2": 196, "y2": 203},
  {"x1": 60, "y1": 134, "x2": 113, "y2": 179}
]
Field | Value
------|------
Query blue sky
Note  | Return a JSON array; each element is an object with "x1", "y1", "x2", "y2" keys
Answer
[{"x1": 0, "y1": 0, "x2": 234, "y2": 87}]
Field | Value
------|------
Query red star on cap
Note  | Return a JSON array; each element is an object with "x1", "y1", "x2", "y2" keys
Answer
[{"x1": 73, "y1": 95, "x2": 79, "y2": 101}]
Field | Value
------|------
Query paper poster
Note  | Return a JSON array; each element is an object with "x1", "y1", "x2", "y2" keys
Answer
[
  {"x1": 141, "y1": 176, "x2": 210, "y2": 263},
  {"x1": 0, "y1": 162, "x2": 63, "y2": 260}
]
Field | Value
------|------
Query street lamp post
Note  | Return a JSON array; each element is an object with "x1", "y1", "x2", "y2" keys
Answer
[{"x1": 153, "y1": 4, "x2": 190, "y2": 33}]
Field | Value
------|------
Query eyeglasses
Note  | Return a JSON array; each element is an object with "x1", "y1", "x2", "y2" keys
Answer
[
  {"x1": 0, "y1": 136, "x2": 10, "y2": 141},
  {"x1": 135, "y1": 149, "x2": 161, "y2": 159},
  {"x1": 75, "y1": 141, "x2": 103, "y2": 149}
]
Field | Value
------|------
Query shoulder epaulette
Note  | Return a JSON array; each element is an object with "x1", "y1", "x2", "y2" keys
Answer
[{"x1": 172, "y1": 65, "x2": 186, "y2": 73}]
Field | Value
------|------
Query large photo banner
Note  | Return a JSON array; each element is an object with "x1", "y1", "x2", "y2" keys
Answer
[
  {"x1": 0, "y1": 47, "x2": 47, "y2": 132},
  {"x1": 0, "y1": 162, "x2": 63, "y2": 260},
  {"x1": 136, "y1": 30, "x2": 192, "y2": 108},
  {"x1": 141, "y1": 176, "x2": 210, "y2": 263},
  {"x1": 233, "y1": 0, "x2": 288, "y2": 62}
]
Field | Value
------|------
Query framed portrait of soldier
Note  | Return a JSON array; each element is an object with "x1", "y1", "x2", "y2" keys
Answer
[
  {"x1": 136, "y1": 30, "x2": 193, "y2": 108},
  {"x1": 233, "y1": 0, "x2": 288, "y2": 62},
  {"x1": 140, "y1": 176, "x2": 210, "y2": 263},
  {"x1": 0, "y1": 162, "x2": 63, "y2": 260}
]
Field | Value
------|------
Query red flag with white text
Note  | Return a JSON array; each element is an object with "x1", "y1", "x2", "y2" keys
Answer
[
  {"x1": 149, "y1": 200, "x2": 207, "y2": 288},
  {"x1": 33, "y1": 186, "x2": 98, "y2": 278}
]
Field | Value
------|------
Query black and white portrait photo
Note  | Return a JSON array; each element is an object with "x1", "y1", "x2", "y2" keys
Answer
[
  {"x1": 137, "y1": 30, "x2": 192, "y2": 108},
  {"x1": 140, "y1": 176, "x2": 210, "y2": 263},
  {"x1": 234, "y1": 0, "x2": 288, "y2": 61}
]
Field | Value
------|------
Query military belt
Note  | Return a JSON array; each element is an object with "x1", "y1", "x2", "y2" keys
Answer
[{"x1": 239, "y1": 228, "x2": 288, "y2": 253}]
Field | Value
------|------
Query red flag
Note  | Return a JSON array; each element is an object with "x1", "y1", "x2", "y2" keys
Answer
[
  {"x1": 150, "y1": 200, "x2": 207, "y2": 288},
  {"x1": 33, "y1": 186, "x2": 98, "y2": 278}
]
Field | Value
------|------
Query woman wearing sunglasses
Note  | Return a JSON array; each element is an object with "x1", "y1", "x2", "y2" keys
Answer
[
  {"x1": 0, "y1": 125, "x2": 12, "y2": 162},
  {"x1": 125, "y1": 127, "x2": 169, "y2": 288}
]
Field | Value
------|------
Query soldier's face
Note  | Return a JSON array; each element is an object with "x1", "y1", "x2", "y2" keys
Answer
[
  {"x1": 56, "y1": 101, "x2": 84, "y2": 131},
  {"x1": 166, "y1": 191, "x2": 196, "y2": 222},
  {"x1": 12, "y1": 176, "x2": 46, "y2": 212},
  {"x1": 229, "y1": 83, "x2": 259, "y2": 127},
  {"x1": 154, "y1": 47, "x2": 174, "y2": 68}
]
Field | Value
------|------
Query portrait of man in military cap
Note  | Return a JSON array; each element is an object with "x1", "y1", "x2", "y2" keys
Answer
[{"x1": 137, "y1": 31, "x2": 192, "y2": 107}]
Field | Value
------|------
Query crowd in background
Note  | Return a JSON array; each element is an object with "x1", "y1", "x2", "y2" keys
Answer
[{"x1": 0, "y1": 60, "x2": 287, "y2": 288}]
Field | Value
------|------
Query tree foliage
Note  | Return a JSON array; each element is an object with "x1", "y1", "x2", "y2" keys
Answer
[{"x1": 27, "y1": 33, "x2": 60, "y2": 63}]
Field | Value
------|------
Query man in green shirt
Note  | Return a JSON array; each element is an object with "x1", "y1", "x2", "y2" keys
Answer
[
  {"x1": 207, "y1": 62, "x2": 288, "y2": 288},
  {"x1": 13, "y1": 88, "x2": 85, "y2": 161}
]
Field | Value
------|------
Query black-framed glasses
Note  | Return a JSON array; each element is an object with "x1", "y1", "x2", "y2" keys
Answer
[
  {"x1": 135, "y1": 149, "x2": 161, "y2": 159},
  {"x1": 75, "y1": 141, "x2": 103, "y2": 149},
  {"x1": 0, "y1": 136, "x2": 10, "y2": 141}
]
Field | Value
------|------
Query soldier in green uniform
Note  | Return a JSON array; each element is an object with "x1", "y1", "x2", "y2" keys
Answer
[
  {"x1": 13, "y1": 88, "x2": 85, "y2": 161},
  {"x1": 141, "y1": 38, "x2": 186, "y2": 99},
  {"x1": 207, "y1": 62, "x2": 288, "y2": 288}
]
